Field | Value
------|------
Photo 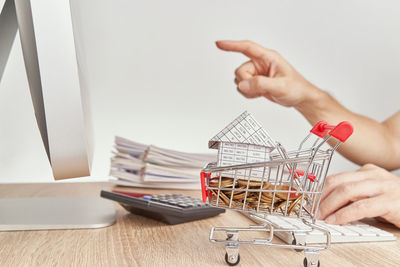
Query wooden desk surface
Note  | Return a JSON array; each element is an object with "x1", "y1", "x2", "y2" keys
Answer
[{"x1": 0, "y1": 182, "x2": 399, "y2": 267}]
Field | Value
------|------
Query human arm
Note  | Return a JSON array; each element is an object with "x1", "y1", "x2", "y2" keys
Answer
[
  {"x1": 316, "y1": 164, "x2": 400, "y2": 228},
  {"x1": 216, "y1": 40, "x2": 400, "y2": 170}
]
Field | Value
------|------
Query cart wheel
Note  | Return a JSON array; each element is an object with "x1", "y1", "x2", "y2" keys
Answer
[
  {"x1": 225, "y1": 252, "x2": 240, "y2": 266},
  {"x1": 292, "y1": 238, "x2": 303, "y2": 252},
  {"x1": 303, "y1": 257, "x2": 320, "y2": 267}
]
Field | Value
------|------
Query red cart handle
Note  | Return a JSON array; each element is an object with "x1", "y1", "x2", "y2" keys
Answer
[
  {"x1": 200, "y1": 171, "x2": 208, "y2": 203},
  {"x1": 289, "y1": 168, "x2": 316, "y2": 182},
  {"x1": 310, "y1": 121, "x2": 353, "y2": 142}
]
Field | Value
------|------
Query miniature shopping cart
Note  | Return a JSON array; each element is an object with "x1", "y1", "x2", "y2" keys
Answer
[{"x1": 200, "y1": 121, "x2": 353, "y2": 267}]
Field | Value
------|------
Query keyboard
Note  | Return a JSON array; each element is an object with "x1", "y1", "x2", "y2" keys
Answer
[{"x1": 245, "y1": 213, "x2": 397, "y2": 244}]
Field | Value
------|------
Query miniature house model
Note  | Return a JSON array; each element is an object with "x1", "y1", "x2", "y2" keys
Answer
[{"x1": 208, "y1": 111, "x2": 276, "y2": 178}]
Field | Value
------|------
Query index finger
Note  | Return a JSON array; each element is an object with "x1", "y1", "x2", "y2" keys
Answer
[
  {"x1": 327, "y1": 195, "x2": 390, "y2": 225},
  {"x1": 320, "y1": 171, "x2": 370, "y2": 203},
  {"x1": 317, "y1": 178, "x2": 384, "y2": 220},
  {"x1": 216, "y1": 40, "x2": 272, "y2": 59}
]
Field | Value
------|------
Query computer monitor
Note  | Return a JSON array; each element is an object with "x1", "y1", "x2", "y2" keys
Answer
[{"x1": 0, "y1": 0, "x2": 115, "y2": 230}]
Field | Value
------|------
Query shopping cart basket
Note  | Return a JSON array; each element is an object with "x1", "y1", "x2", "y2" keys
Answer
[{"x1": 200, "y1": 121, "x2": 353, "y2": 267}]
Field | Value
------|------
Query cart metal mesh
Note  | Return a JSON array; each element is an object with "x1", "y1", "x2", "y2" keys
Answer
[
  {"x1": 203, "y1": 152, "x2": 331, "y2": 220},
  {"x1": 200, "y1": 121, "x2": 354, "y2": 267}
]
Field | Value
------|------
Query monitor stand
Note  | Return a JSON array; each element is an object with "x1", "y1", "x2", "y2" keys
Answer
[{"x1": 0, "y1": 196, "x2": 116, "y2": 231}]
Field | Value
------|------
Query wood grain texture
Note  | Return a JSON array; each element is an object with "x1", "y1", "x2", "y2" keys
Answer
[{"x1": 0, "y1": 183, "x2": 399, "y2": 267}]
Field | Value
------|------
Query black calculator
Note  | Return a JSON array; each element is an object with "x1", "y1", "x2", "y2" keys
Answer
[{"x1": 100, "y1": 190, "x2": 225, "y2": 225}]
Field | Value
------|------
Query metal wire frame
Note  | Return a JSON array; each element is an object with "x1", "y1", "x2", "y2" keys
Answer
[{"x1": 203, "y1": 134, "x2": 342, "y2": 222}]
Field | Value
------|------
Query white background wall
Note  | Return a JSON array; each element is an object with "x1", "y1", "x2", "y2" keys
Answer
[{"x1": 0, "y1": 0, "x2": 399, "y2": 183}]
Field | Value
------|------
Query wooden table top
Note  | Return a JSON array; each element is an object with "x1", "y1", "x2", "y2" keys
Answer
[{"x1": 0, "y1": 182, "x2": 399, "y2": 267}]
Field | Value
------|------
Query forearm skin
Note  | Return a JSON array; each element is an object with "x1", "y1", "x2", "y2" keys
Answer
[{"x1": 295, "y1": 87, "x2": 400, "y2": 171}]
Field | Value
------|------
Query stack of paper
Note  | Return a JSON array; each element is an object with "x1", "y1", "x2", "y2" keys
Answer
[{"x1": 110, "y1": 136, "x2": 216, "y2": 189}]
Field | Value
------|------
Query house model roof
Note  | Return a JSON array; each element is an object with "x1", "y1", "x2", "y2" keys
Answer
[{"x1": 208, "y1": 111, "x2": 276, "y2": 150}]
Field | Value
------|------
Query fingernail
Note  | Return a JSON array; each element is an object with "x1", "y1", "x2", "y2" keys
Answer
[
  {"x1": 325, "y1": 214, "x2": 336, "y2": 224},
  {"x1": 238, "y1": 80, "x2": 250, "y2": 91}
]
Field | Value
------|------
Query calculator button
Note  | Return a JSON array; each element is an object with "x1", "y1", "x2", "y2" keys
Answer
[{"x1": 143, "y1": 196, "x2": 152, "y2": 200}]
